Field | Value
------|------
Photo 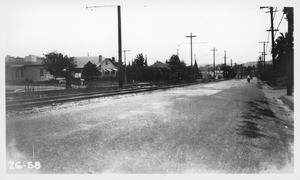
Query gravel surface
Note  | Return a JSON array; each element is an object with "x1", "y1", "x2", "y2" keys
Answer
[{"x1": 6, "y1": 78, "x2": 293, "y2": 174}]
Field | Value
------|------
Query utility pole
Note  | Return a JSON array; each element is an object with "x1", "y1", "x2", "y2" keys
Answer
[
  {"x1": 260, "y1": 6, "x2": 278, "y2": 83},
  {"x1": 186, "y1": 33, "x2": 197, "y2": 80},
  {"x1": 259, "y1": 41, "x2": 269, "y2": 79},
  {"x1": 230, "y1": 59, "x2": 232, "y2": 68},
  {"x1": 223, "y1": 50, "x2": 227, "y2": 79},
  {"x1": 117, "y1": 5, "x2": 123, "y2": 88},
  {"x1": 123, "y1": 49, "x2": 131, "y2": 85},
  {"x1": 211, "y1": 47, "x2": 217, "y2": 80},
  {"x1": 86, "y1": 5, "x2": 123, "y2": 88}
]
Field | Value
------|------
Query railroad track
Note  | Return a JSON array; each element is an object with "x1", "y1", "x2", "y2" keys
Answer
[{"x1": 6, "y1": 83, "x2": 199, "y2": 110}]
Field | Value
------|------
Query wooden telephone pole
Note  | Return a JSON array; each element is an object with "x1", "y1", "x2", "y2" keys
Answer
[
  {"x1": 186, "y1": 33, "x2": 197, "y2": 80},
  {"x1": 211, "y1": 47, "x2": 217, "y2": 80},
  {"x1": 86, "y1": 5, "x2": 123, "y2": 88}
]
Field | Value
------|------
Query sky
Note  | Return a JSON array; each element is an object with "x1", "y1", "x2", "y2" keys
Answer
[{"x1": 1, "y1": 0, "x2": 297, "y2": 66}]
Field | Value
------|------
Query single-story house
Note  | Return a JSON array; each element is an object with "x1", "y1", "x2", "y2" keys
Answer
[{"x1": 5, "y1": 55, "x2": 53, "y2": 82}]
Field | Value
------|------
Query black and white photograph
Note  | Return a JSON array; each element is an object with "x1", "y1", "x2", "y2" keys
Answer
[{"x1": 1, "y1": 0, "x2": 298, "y2": 179}]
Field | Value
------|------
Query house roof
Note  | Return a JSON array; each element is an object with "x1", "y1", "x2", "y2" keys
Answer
[
  {"x1": 74, "y1": 56, "x2": 102, "y2": 68},
  {"x1": 100, "y1": 58, "x2": 118, "y2": 67},
  {"x1": 6, "y1": 61, "x2": 43, "y2": 67},
  {"x1": 150, "y1": 61, "x2": 170, "y2": 69}
]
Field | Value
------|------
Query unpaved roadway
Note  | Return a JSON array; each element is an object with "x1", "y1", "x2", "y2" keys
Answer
[{"x1": 6, "y1": 78, "x2": 294, "y2": 173}]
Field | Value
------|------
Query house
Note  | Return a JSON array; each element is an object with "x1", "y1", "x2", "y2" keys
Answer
[
  {"x1": 150, "y1": 61, "x2": 170, "y2": 70},
  {"x1": 215, "y1": 69, "x2": 224, "y2": 79},
  {"x1": 149, "y1": 61, "x2": 171, "y2": 80},
  {"x1": 200, "y1": 65, "x2": 223, "y2": 79},
  {"x1": 73, "y1": 55, "x2": 103, "y2": 78},
  {"x1": 73, "y1": 56, "x2": 120, "y2": 78},
  {"x1": 98, "y1": 58, "x2": 119, "y2": 77},
  {"x1": 5, "y1": 55, "x2": 53, "y2": 82},
  {"x1": 200, "y1": 65, "x2": 213, "y2": 79}
]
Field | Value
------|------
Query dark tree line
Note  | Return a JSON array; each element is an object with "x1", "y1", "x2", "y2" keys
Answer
[
  {"x1": 42, "y1": 51, "x2": 203, "y2": 88},
  {"x1": 257, "y1": 7, "x2": 293, "y2": 88},
  {"x1": 125, "y1": 54, "x2": 201, "y2": 83}
]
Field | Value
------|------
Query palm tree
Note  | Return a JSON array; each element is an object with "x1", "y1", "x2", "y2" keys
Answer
[{"x1": 273, "y1": 32, "x2": 293, "y2": 77}]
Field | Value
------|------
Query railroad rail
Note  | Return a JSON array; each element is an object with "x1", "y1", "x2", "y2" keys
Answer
[{"x1": 6, "y1": 82, "x2": 199, "y2": 110}]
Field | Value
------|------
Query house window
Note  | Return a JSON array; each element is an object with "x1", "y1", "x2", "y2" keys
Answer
[
  {"x1": 15, "y1": 69, "x2": 20, "y2": 78},
  {"x1": 105, "y1": 61, "x2": 108, "y2": 65},
  {"x1": 20, "y1": 69, "x2": 24, "y2": 77},
  {"x1": 40, "y1": 68, "x2": 44, "y2": 76}
]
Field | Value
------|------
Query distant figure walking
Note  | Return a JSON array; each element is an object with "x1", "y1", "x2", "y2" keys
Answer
[{"x1": 247, "y1": 75, "x2": 251, "y2": 83}]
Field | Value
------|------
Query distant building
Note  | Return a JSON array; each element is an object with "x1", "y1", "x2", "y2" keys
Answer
[
  {"x1": 200, "y1": 65, "x2": 213, "y2": 79},
  {"x1": 74, "y1": 55, "x2": 103, "y2": 78},
  {"x1": 98, "y1": 58, "x2": 118, "y2": 77},
  {"x1": 5, "y1": 55, "x2": 53, "y2": 83},
  {"x1": 73, "y1": 56, "x2": 120, "y2": 78},
  {"x1": 150, "y1": 61, "x2": 170, "y2": 70},
  {"x1": 215, "y1": 69, "x2": 224, "y2": 79},
  {"x1": 200, "y1": 65, "x2": 223, "y2": 79}
]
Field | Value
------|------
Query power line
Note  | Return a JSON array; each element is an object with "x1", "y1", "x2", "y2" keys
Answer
[
  {"x1": 273, "y1": 7, "x2": 278, "y2": 20},
  {"x1": 260, "y1": 6, "x2": 278, "y2": 81},
  {"x1": 86, "y1": 5, "x2": 117, "y2": 10},
  {"x1": 269, "y1": 12, "x2": 285, "y2": 54},
  {"x1": 262, "y1": 7, "x2": 277, "y2": 56},
  {"x1": 274, "y1": 13, "x2": 285, "y2": 37}
]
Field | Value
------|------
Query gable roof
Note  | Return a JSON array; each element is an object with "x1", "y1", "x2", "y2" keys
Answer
[
  {"x1": 150, "y1": 61, "x2": 170, "y2": 69},
  {"x1": 74, "y1": 56, "x2": 102, "y2": 68},
  {"x1": 100, "y1": 58, "x2": 118, "y2": 67}
]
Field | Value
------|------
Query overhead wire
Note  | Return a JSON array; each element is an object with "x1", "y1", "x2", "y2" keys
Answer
[
  {"x1": 273, "y1": 7, "x2": 277, "y2": 20},
  {"x1": 274, "y1": 13, "x2": 285, "y2": 37},
  {"x1": 267, "y1": 7, "x2": 282, "y2": 54}
]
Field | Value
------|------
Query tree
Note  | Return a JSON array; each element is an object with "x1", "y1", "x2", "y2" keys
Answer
[
  {"x1": 283, "y1": 7, "x2": 294, "y2": 95},
  {"x1": 273, "y1": 32, "x2": 289, "y2": 77},
  {"x1": 166, "y1": 54, "x2": 187, "y2": 80},
  {"x1": 82, "y1": 61, "x2": 99, "y2": 79},
  {"x1": 193, "y1": 60, "x2": 201, "y2": 79},
  {"x1": 133, "y1": 53, "x2": 146, "y2": 67},
  {"x1": 43, "y1": 51, "x2": 77, "y2": 78},
  {"x1": 167, "y1": 54, "x2": 181, "y2": 66},
  {"x1": 145, "y1": 55, "x2": 148, "y2": 67}
]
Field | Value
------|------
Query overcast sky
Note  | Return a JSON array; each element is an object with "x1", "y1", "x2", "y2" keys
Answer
[{"x1": 2, "y1": 0, "x2": 296, "y2": 66}]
